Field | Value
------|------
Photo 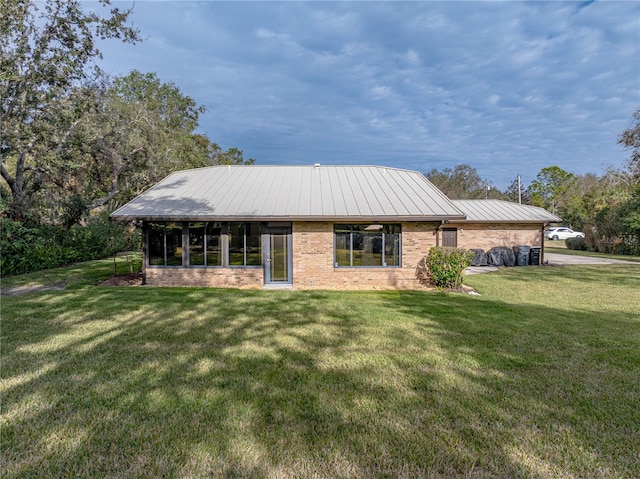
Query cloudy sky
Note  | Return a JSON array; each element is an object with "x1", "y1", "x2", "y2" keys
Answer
[{"x1": 97, "y1": 1, "x2": 640, "y2": 189}]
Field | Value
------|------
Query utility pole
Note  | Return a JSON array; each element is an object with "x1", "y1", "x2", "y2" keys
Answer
[{"x1": 517, "y1": 174, "x2": 522, "y2": 204}]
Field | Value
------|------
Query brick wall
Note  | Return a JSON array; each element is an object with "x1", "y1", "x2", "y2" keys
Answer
[
  {"x1": 291, "y1": 221, "x2": 438, "y2": 290},
  {"x1": 448, "y1": 223, "x2": 543, "y2": 250},
  {"x1": 145, "y1": 266, "x2": 263, "y2": 288},
  {"x1": 142, "y1": 221, "x2": 540, "y2": 290}
]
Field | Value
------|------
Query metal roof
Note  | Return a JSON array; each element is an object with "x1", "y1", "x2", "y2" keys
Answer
[
  {"x1": 111, "y1": 165, "x2": 467, "y2": 222},
  {"x1": 452, "y1": 199, "x2": 561, "y2": 223}
]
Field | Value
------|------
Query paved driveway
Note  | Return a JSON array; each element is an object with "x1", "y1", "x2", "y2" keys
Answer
[
  {"x1": 465, "y1": 252, "x2": 638, "y2": 275},
  {"x1": 544, "y1": 252, "x2": 639, "y2": 266}
]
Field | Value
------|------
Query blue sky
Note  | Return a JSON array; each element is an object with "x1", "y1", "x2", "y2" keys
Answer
[{"x1": 97, "y1": 1, "x2": 640, "y2": 189}]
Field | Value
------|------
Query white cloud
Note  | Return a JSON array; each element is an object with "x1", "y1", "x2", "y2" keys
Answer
[
  {"x1": 94, "y1": 0, "x2": 640, "y2": 188},
  {"x1": 488, "y1": 95, "x2": 501, "y2": 106}
]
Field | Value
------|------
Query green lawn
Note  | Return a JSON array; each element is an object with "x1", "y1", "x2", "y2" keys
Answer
[{"x1": 1, "y1": 261, "x2": 639, "y2": 478}]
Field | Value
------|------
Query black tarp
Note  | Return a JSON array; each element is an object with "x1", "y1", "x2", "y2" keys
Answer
[
  {"x1": 488, "y1": 246, "x2": 516, "y2": 267},
  {"x1": 469, "y1": 249, "x2": 488, "y2": 266}
]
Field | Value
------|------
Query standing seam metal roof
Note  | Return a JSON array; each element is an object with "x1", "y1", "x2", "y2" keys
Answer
[
  {"x1": 451, "y1": 199, "x2": 561, "y2": 223},
  {"x1": 110, "y1": 165, "x2": 467, "y2": 221}
]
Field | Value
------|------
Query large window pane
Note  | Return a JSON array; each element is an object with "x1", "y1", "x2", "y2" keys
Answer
[
  {"x1": 335, "y1": 226, "x2": 351, "y2": 266},
  {"x1": 206, "y1": 222, "x2": 222, "y2": 266},
  {"x1": 384, "y1": 225, "x2": 401, "y2": 266},
  {"x1": 353, "y1": 225, "x2": 382, "y2": 266},
  {"x1": 148, "y1": 223, "x2": 164, "y2": 266},
  {"x1": 228, "y1": 223, "x2": 245, "y2": 265},
  {"x1": 245, "y1": 223, "x2": 262, "y2": 266},
  {"x1": 189, "y1": 222, "x2": 205, "y2": 266},
  {"x1": 165, "y1": 222, "x2": 183, "y2": 266}
]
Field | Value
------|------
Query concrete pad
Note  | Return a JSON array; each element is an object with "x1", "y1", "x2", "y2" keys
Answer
[{"x1": 465, "y1": 266, "x2": 499, "y2": 275}]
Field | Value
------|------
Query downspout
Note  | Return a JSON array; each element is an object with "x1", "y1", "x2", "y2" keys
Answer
[
  {"x1": 435, "y1": 220, "x2": 447, "y2": 247},
  {"x1": 142, "y1": 221, "x2": 147, "y2": 285},
  {"x1": 541, "y1": 223, "x2": 547, "y2": 265}
]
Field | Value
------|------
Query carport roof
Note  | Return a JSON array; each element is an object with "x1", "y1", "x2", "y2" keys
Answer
[
  {"x1": 452, "y1": 199, "x2": 561, "y2": 223},
  {"x1": 110, "y1": 165, "x2": 467, "y2": 222}
]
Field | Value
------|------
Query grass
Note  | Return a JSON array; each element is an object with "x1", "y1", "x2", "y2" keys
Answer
[
  {"x1": 0, "y1": 253, "x2": 143, "y2": 290},
  {"x1": 1, "y1": 260, "x2": 639, "y2": 478}
]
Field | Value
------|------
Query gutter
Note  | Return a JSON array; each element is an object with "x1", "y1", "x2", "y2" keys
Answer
[{"x1": 110, "y1": 214, "x2": 468, "y2": 223}]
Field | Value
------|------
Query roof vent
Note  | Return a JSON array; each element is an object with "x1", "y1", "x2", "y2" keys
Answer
[{"x1": 314, "y1": 163, "x2": 320, "y2": 168}]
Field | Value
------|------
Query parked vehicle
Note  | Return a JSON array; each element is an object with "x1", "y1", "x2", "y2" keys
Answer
[{"x1": 544, "y1": 227, "x2": 585, "y2": 240}]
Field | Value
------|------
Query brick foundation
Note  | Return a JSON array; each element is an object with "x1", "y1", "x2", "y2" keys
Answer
[{"x1": 145, "y1": 266, "x2": 264, "y2": 288}]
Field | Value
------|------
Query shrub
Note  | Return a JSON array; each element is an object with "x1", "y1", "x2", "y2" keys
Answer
[
  {"x1": 0, "y1": 213, "x2": 140, "y2": 276},
  {"x1": 423, "y1": 246, "x2": 474, "y2": 289},
  {"x1": 565, "y1": 237, "x2": 588, "y2": 251}
]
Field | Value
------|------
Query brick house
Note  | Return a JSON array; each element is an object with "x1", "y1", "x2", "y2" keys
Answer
[{"x1": 110, "y1": 165, "x2": 560, "y2": 290}]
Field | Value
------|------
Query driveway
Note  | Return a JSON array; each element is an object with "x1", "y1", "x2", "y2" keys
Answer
[
  {"x1": 465, "y1": 252, "x2": 638, "y2": 275},
  {"x1": 544, "y1": 252, "x2": 639, "y2": 266}
]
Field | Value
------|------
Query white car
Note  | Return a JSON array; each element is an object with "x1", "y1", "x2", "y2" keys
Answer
[{"x1": 544, "y1": 227, "x2": 585, "y2": 241}]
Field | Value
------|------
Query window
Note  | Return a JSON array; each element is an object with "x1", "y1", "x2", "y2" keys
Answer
[
  {"x1": 147, "y1": 222, "x2": 183, "y2": 266},
  {"x1": 188, "y1": 222, "x2": 222, "y2": 266},
  {"x1": 148, "y1": 221, "x2": 261, "y2": 268},
  {"x1": 228, "y1": 222, "x2": 262, "y2": 266},
  {"x1": 334, "y1": 224, "x2": 401, "y2": 267}
]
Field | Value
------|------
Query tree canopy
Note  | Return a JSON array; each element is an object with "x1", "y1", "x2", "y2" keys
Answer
[
  {"x1": 619, "y1": 107, "x2": 640, "y2": 179},
  {"x1": 424, "y1": 164, "x2": 501, "y2": 200},
  {"x1": 1, "y1": 0, "x2": 141, "y2": 218},
  {"x1": 526, "y1": 166, "x2": 577, "y2": 215},
  {"x1": 1, "y1": 1, "x2": 253, "y2": 226}
]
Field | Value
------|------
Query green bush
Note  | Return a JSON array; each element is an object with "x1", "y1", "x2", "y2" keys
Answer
[
  {"x1": 565, "y1": 237, "x2": 588, "y2": 251},
  {"x1": 1, "y1": 213, "x2": 140, "y2": 276},
  {"x1": 614, "y1": 236, "x2": 640, "y2": 255},
  {"x1": 423, "y1": 246, "x2": 474, "y2": 290}
]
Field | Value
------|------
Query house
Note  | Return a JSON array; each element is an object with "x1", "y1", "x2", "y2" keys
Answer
[{"x1": 110, "y1": 165, "x2": 560, "y2": 289}]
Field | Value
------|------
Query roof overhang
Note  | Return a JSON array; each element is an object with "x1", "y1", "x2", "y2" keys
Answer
[
  {"x1": 449, "y1": 219, "x2": 558, "y2": 225},
  {"x1": 111, "y1": 214, "x2": 468, "y2": 223}
]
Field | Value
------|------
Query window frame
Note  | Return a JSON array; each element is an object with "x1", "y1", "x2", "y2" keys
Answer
[
  {"x1": 333, "y1": 223, "x2": 401, "y2": 268},
  {"x1": 146, "y1": 222, "x2": 184, "y2": 267},
  {"x1": 228, "y1": 222, "x2": 262, "y2": 268},
  {"x1": 187, "y1": 221, "x2": 223, "y2": 268}
]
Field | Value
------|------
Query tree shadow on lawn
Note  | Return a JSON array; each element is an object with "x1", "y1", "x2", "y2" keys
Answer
[
  {"x1": 2, "y1": 287, "x2": 639, "y2": 478},
  {"x1": 382, "y1": 290, "x2": 639, "y2": 478}
]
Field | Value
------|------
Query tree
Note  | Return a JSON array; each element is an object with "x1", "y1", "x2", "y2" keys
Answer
[
  {"x1": 0, "y1": 0, "x2": 140, "y2": 219},
  {"x1": 505, "y1": 175, "x2": 530, "y2": 204},
  {"x1": 424, "y1": 164, "x2": 502, "y2": 200},
  {"x1": 29, "y1": 71, "x2": 257, "y2": 225},
  {"x1": 618, "y1": 107, "x2": 640, "y2": 179},
  {"x1": 526, "y1": 166, "x2": 576, "y2": 215},
  {"x1": 559, "y1": 172, "x2": 600, "y2": 229},
  {"x1": 614, "y1": 108, "x2": 640, "y2": 252},
  {"x1": 206, "y1": 144, "x2": 256, "y2": 166}
]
